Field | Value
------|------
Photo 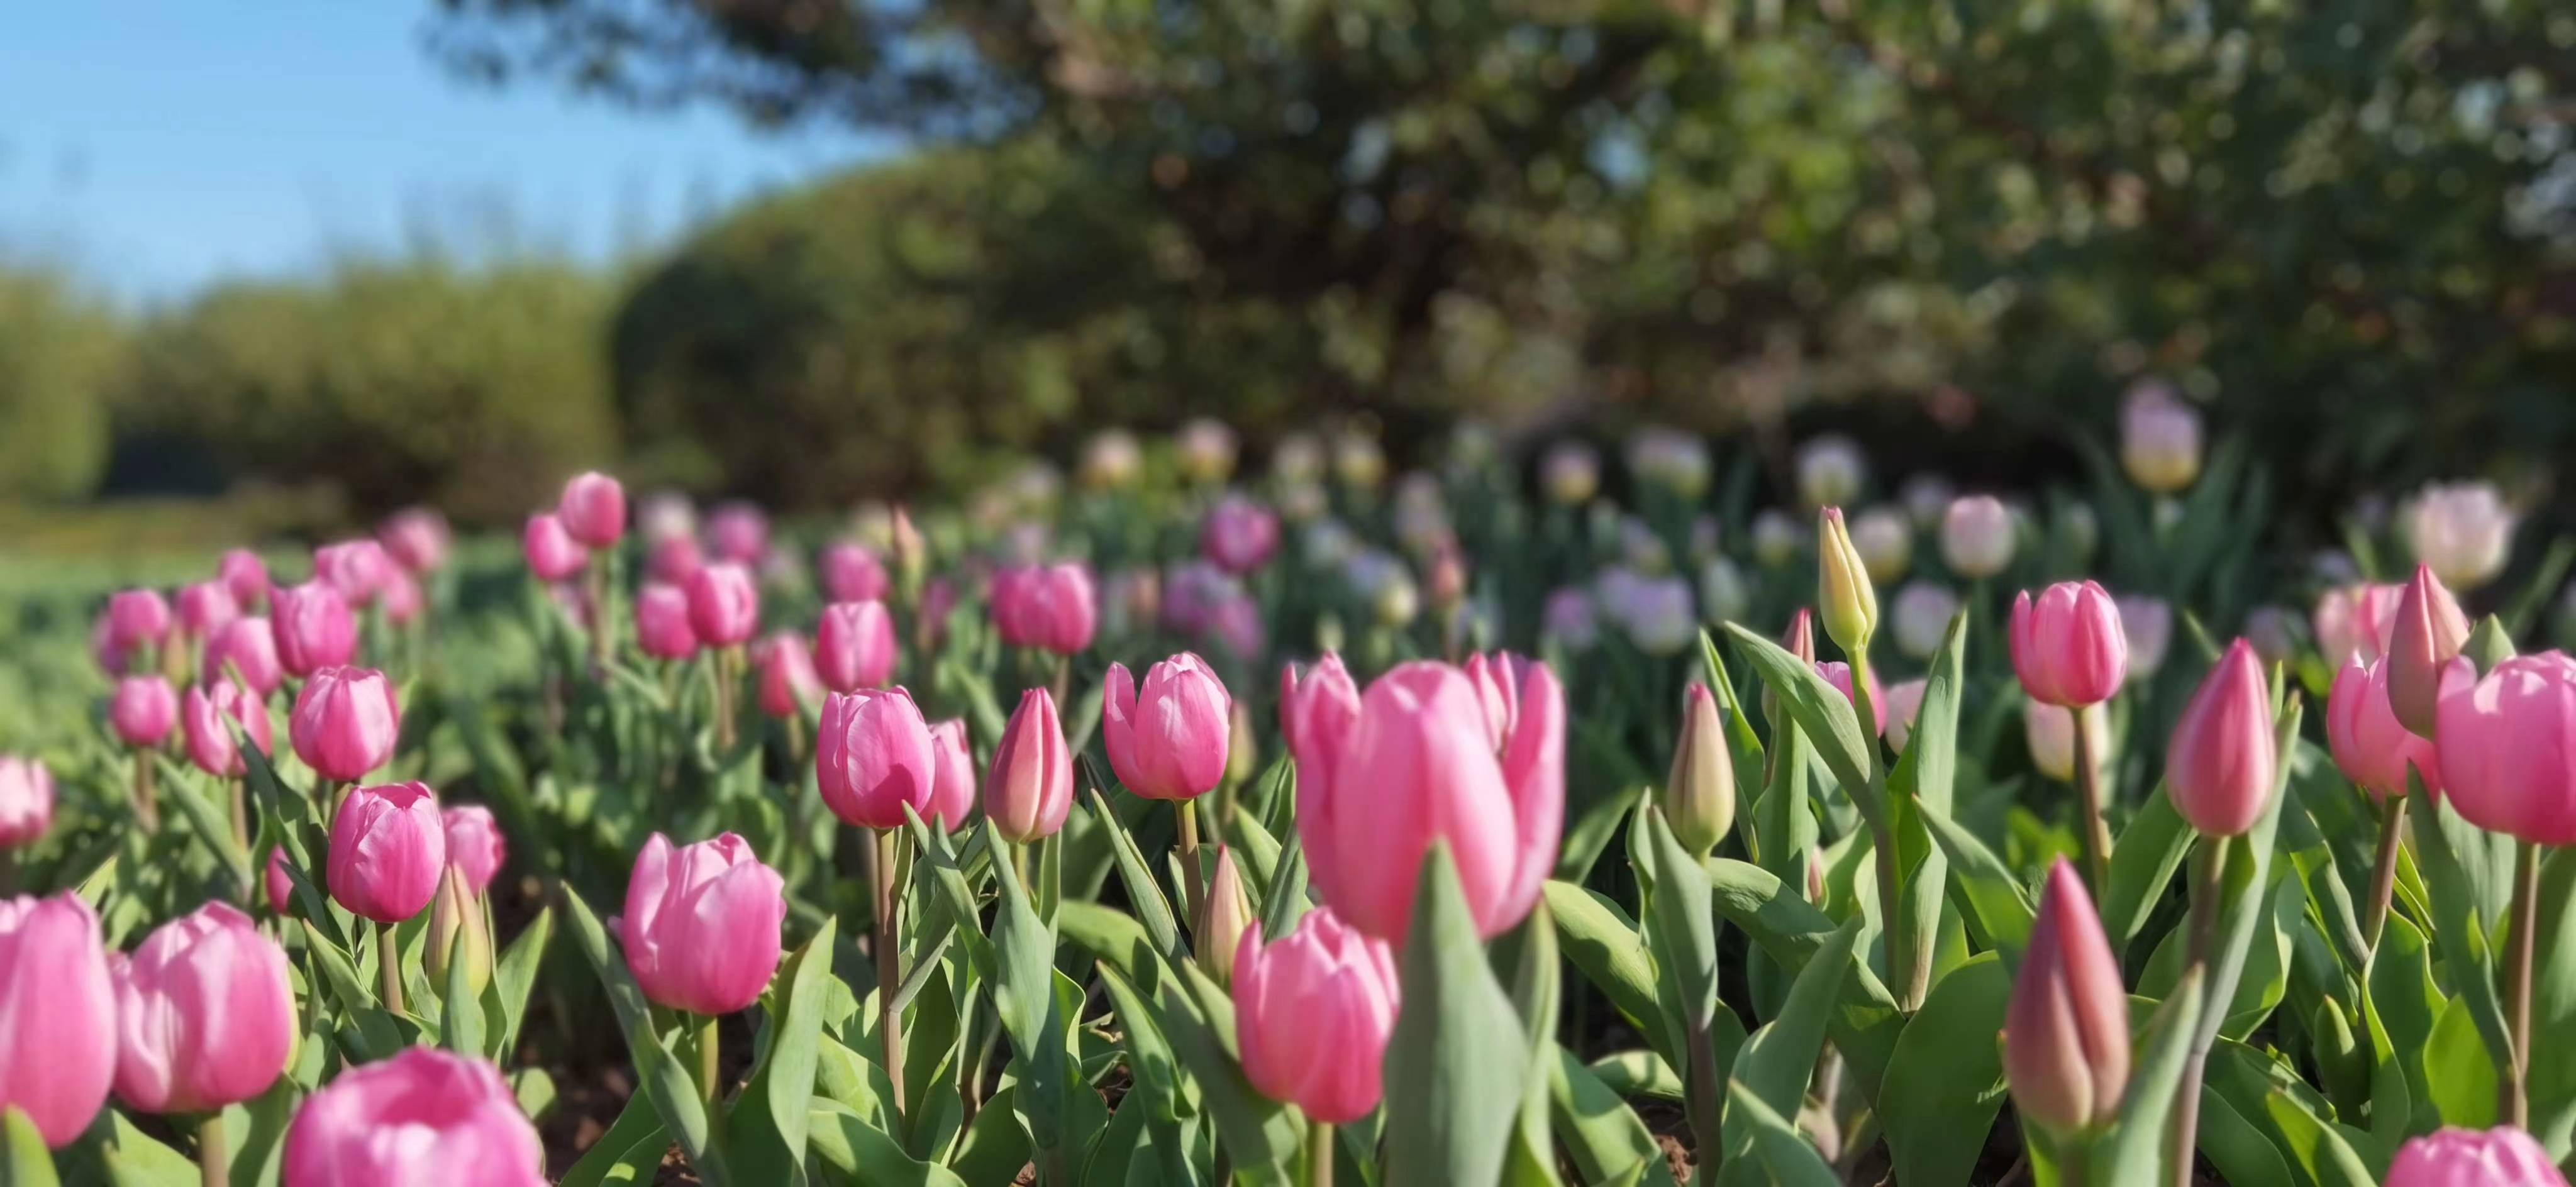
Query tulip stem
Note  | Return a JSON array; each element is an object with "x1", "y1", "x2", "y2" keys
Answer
[
  {"x1": 1177, "y1": 800, "x2": 1208, "y2": 941},
  {"x1": 1849, "y1": 651, "x2": 1919, "y2": 1012},
  {"x1": 2361, "y1": 795, "x2": 2408, "y2": 956},
  {"x1": 2503, "y1": 839, "x2": 2540, "y2": 1128},
  {"x1": 230, "y1": 775, "x2": 250, "y2": 854},
  {"x1": 1305, "y1": 1120, "x2": 1335, "y2": 1187},
  {"x1": 715, "y1": 648, "x2": 740, "y2": 751},
  {"x1": 697, "y1": 1012, "x2": 723, "y2": 1112},
  {"x1": 875, "y1": 826, "x2": 909, "y2": 1123},
  {"x1": 2070, "y1": 704, "x2": 2111, "y2": 898},
  {"x1": 135, "y1": 749, "x2": 162, "y2": 833},
  {"x1": 197, "y1": 1114, "x2": 227, "y2": 1187},
  {"x1": 2169, "y1": 832, "x2": 2231, "y2": 1187},
  {"x1": 378, "y1": 924, "x2": 406, "y2": 1015},
  {"x1": 2182, "y1": 834, "x2": 2231, "y2": 972}
]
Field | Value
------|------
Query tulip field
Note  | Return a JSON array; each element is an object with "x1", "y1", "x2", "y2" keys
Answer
[{"x1": 11, "y1": 392, "x2": 2576, "y2": 1187}]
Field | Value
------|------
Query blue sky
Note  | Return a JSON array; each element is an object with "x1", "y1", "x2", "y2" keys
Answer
[{"x1": 0, "y1": 3, "x2": 888, "y2": 302}]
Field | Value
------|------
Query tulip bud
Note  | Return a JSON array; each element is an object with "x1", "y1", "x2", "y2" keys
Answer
[
  {"x1": 111, "y1": 675, "x2": 178, "y2": 748},
  {"x1": 443, "y1": 805, "x2": 507, "y2": 897},
  {"x1": 0, "y1": 756, "x2": 53, "y2": 849},
  {"x1": 314, "y1": 539, "x2": 392, "y2": 609},
  {"x1": 1818, "y1": 661, "x2": 1888, "y2": 737},
  {"x1": 648, "y1": 535, "x2": 704, "y2": 585},
  {"x1": 1884, "y1": 678, "x2": 1929, "y2": 753},
  {"x1": 634, "y1": 582, "x2": 699, "y2": 660},
  {"x1": 620, "y1": 832, "x2": 786, "y2": 1016},
  {"x1": 2387, "y1": 564, "x2": 2470, "y2": 737},
  {"x1": 2404, "y1": 481, "x2": 2516, "y2": 592},
  {"x1": 1202, "y1": 496, "x2": 1282, "y2": 575},
  {"x1": 291, "y1": 666, "x2": 400, "y2": 783},
  {"x1": 1763, "y1": 609, "x2": 1816, "y2": 728},
  {"x1": 1849, "y1": 506, "x2": 1913, "y2": 585},
  {"x1": 206, "y1": 616, "x2": 283, "y2": 696},
  {"x1": 2118, "y1": 595, "x2": 2174, "y2": 680},
  {"x1": 184, "y1": 679, "x2": 272, "y2": 778},
  {"x1": 1226, "y1": 700, "x2": 1260, "y2": 787},
  {"x1": 816, "y1": 600, "x2": 899, "y2": 692},
  {"x1": 521, "y1": 513, "x2": 588, "y2": 582},
  {"x1": 1105, "y1": 654, "x2": 1232, "y2": 801},
  {"x1": 684, "y1": 561, "x2": 758, "y2": 648},
  {"x1": 425, "y1": 866, "x2": 494, "y2": 1000},
  {"x1": 924, "y1": 719, "x2": 975, "y2": 831},
  {"x1": 1795, "y1": 435, "x2": 1866, "y2": 510},
  {"x1": 0, "y1": 893, "x2": 118, "y2": 1147},
  {"x1": 557, "y1": 472, "x2": 627, "y2": 549},
  {"x1": 1698, "y1": 558, "x2": 1750, "y2": 626},
  {"x1": 1231, "y1": 908, "x2": 1401, "y2": 1122},
  {"x1": 1817, "y1": 508, "x2": 1879, "y2": 653},
  {"x1": 282, "y1": 1047, "x2": 546, "y2": 1181},
  {"x1": 379, "y1": 507, "x2": 450, "y2": 575},
  {"x1": 755, "y1": 632, "x2": 820, "y2": 719},
  {"x1": 2436, "y1": 652, "x2": 2576, "y2": 847},
  {"x1": 106, "y1": 588, "x2": 172, "y2": 662},
  {"x1": 709, "y1": 501, "x2": 770, "y2": 564},
  {"x1": 1665, "y1": 683, "x2": 1737, "y2": 856},
  {"x1": 264, "y1": 847, "x2": 296, "y2": 915},
  {"x1": 1941, "y1": 495, "x2": 2016, "y2": 579},
  {"x1": 2387, "y1": 1127, "x2": 2569, "y2": 1187},
  {"x1": 218, "y1": 549, "x2": 270, "y2": 610},
  {"x1": 987, "y1": 688, "x2": 1074, "y2": 842},
  {"x1": 2119, "y1": 380, "x2": 2203, "y2": 494},
  {"x1": 816, "y1": 689, "x2": 938, "y2": 829},
  {"x1": 327, "y1": 781, "x2": 446, "y2": 924},
  {"x1": 819, "y1": 543, "x2": 890, "y2": 604},
  {"x1": 270, "y1": 581, "x2": 358, "y2": 678},
  {"x1": 380, "y1": 571, "x2": 424, "y2": 626},
  {"x1": 1197, "y1": 846, "x2": 1253, "y2": 986},
  {"x1": 2009, "y1": 581, "x2": 2127, "y2": 708},
  {"x1": 1177, "y1": 417, "x2": 1240, "y2": 484},
  {"x1": 1751, "y1": 509, "x2": 1802, "y2": 568},
  {"x1": 111, "y1": 902, "x2": 297, "y2": 1114},
  {"x1": 177, "y1": 581, "x2": 240, "y2": 642},
  {"x1": 1892, "y1": 582, "x2": 1958, "y2": 660},
  {"x1": 2326, "y1": 658, "x2": 2440, "y2": 801},
  {"x1": 1542, "y1": 441, "x2": 1599, "y2": 505},
  {"x1": 2003, "y1": 860, "x2": 2131, "y2": 1135},
  {"x1": 2165, "y1": 639, "x2": 2277, "y2": 836}
]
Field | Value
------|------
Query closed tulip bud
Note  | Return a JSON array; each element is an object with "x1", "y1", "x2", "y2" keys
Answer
[
  {"x1": 2387, "y1": 1127, "x2": 2571, "y2": 1187},
  {"x1": 291, "y1": 666, "x2": 399, "y2": 783},
  {"x1": 0, "y1": 756, "x2": 52, "y2": 849},
  {"x1": 1542, "y1": 441, "x2": 1600, "y2": 505},
  {"x1": 1850, "y1": 506, "x2": 1913, "y2": 585},
  {"x1": 184, "y1": 679, "x2": 272, "y2": 778},
  {"x1": 1752, "y1": 509, "x2": 1802, "y2": 568},
  {"x1": 269, "y1": 581, "x2": 357, "y2": 677},
  {"x1": 619, "y1": 832, "x2": 785, "y2": 1015},
  {"x1": 816, "y1": 600, "x2": 899, "y2": 692},
  {"x1": 2118, "y1": 595, "x2": 2174, "y2": 680},
  {"x1": 1280, "y1": 653, "x2": 1360, "y2": 759},
  {"x1": 992, "y1": 563, "x2": 1097, "y2": 656},
  {"x1": 177, "y1": 580, "x2": 240, "y2": 641},
  {"x1": 2327, "y1": 658, "x2": 2440, "y2": 801},
  {"x1": 1202, "y1": 496, "x2": 1282, "y2": 575},
  {"x1": 205, "y1": 616, "x2": 283, "y2": 695},
  {"x1": 442, "y1": 804, "x2": 507, "y2": 897},
  {"x1": 687, "y1": 562, "x2": 760, "y2": 648},
  {"x1": 1762, "y1": 609, "x2": 1817, "y2": 727},
  {"x1": 816, "y1": 688, "x2": 938, "y2": 829},
  {"x1": 820, "y1": 543, "x2": 890, "y2": 604},
  {"x1": 2165, "y1": 639, "x2": 2277, "y2": 836},
  {"x1": 2404, "y1": 481, "x2": 2517, "y2": 592},
  {"x1": 521, "y1": 513, "x2": 588, "y2": 582},
  {"x1": 379, "y1": 571, "x2": 424, "y2": 626},
  {"x1": 987, "y1": 688, "x2": 1074, "y2": 842},
  {"x1": 2010, "y1": 582, "x2": 2128, "y2": 708},
  {"x1": 1817, "y1": 661, "x2": 1888, "y2": 737},
  {"x1": 1177, "y1": 417, "x2": 1240, "y2": 483},
  {"x1": 2388, "y1": 564, "x2": 2470, "y2": 737},
  {"x1": 108, "y1": 588, "x2": 172, "y2": 656},
  {"x1": 219, "y1": 549, "x2": 270, "y2": 609},
  {"x1": 1079, "y1": 429, "x2": 1143, "y2": 489},
  {"x1": 2314, "y1": 582, "x2": 2404, "y2": 665},
  {"x1": 111, "y1": 902, "x2": 296, "y2": 1113},
  {"x1": 1335, "y1": 431, "x2": 1387, "y2": 490},
  {"x1": 1105, "y1": 654, "x2": 1231, "y2": 801},
  {"x1": 1884, "y1": 678, "x2": 1929, "y2": 753},
  {"x1": 755, "y1": 632, "x2": 821, "y2": 719},
  {"x1": 925, "y1": 719, "x2": 976, "y2": 830},
  {"x1": 1796, "y1": 435, "x2": 1867, "y2": 510},
  {"x1": 325, "y1": 783, "x2": 441, "y2": 925},
  {"x1": 1698, "y1": 558, "x2": 1750, "y2": 626},
  {"x1": 111, "y1": 675, "x2": 177, "y2": 748},
  {"x1": 1941, "y1": 495, "x2": 2016, "y2": 579},
  {"x1": 0, "y1": 893, "x2": 118, "y2": 1147},
  {"x1": 1818, "y1": 507, "x2": 1879, "y2": 652},
  {"x1": 1197, "y1": 846, "x2": 1253, "y2": 986},
  {"x1": 314, "y1": 539, "x2": 392, "y2": 608},
  {"x1": 634, "y1": 582, "x2": 699, "y2": 660},
  {"x1": 2119, "y1": 380, "x2": 2203, "y2": 494},
  {"x1": 648, "y1": 535, "x2": 705, "y2": 585},
  {"x1": 2024, "y1": 699, "x2": 2109, "y2": 783},
  {"x1": 2003, "y1": 861, "x2": 2131, "y2": 1135},
  {"x1": 1665, "y1": 683, "x2": 1736, "y2": 855},
  {"x1": 265, "y1": 847, "x2": 295, "y2": 915},
  {"x1": 1231, "y1": 908, "x2": 1401, "y2": 1122},
  {"x1": 378, "y1": 507, "x2": 450, "y2": 574},
  {"x1": 2435, "y1": 652, "x2": 2576, "y2": 846},
  {"x1": 425, "y1": 866, "x2": 494, "y2": 999},
  {"x1": 282, "y1": 1047, "x2": 546, "y2": 1185},
  {"x1": 1892, "y1": 582, "x2": 1958, "y2": 660},
  {"x1": 557, "y1": 472, "x2": 627, "y2": 548},
  {"x1": 709, "y1": 501, "x2": 770, "y2": 563}
]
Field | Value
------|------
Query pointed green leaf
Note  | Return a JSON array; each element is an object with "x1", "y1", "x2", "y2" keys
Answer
[
  {"x1": 1384, "y1": 844, "x2": 1530, "y2": 1187},
  {"x1": 730, "y1": 918, "x2": 837, "y2": 1186}
]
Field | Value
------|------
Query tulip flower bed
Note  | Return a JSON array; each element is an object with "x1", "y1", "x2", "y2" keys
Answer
[{"x1": 7, "y1": 405, "x2": 2576, "y2": 1186}]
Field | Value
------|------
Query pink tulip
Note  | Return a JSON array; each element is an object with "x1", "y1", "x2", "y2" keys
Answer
[
  {"x1": 265, "y1": 847, "x2": 296, "y2": 915},
  {"x1": 2165, "y1": 639, "x2": 2277, "y2": 836},
  {"x1": 176, "y1": 580, "x2": 240, "y2": 641},
  {"x1": 1201, "y1": 495, "x2": 1282, "y2": 575},
  {"x1": 0, "y1": 893, "x2": 117, "y2": 1147},
  {"x1": 926, "y1": 719, "x2": 975, "y2": 831},
  {"x1": 992, "y1": 563, "x2": 1097, "y2": 656},
  {"x1": 184, "y1": 679, "x2": 273, "y2": 778},
  {"x1": 2387, "y1": 564, "x2": 2470, "y2": 738},
  {"x1": 378, "y1": 507, "x2": 450, "y2": 574},
  {"x1": 205, "y1": 616, "x2": 284, "y2": 696},
  {"x1": 1104, "y1": 653, "x2": 1231, "y2": 801},
  {"x1": 708, "y1": 501, "x2": 770, "y2": 564},
  {"x1": 919, "y1": 577, "x2": 960, "y2": 648},
  {"x1": 2024, "y1": 699, "x2": 2111, "y2": 784},
  {"x1": 2011, "y1": 581, "x2": 2128, "y2": 708},
  {"x1": 107, "y1": 588, "x2": 172, "y2": 658},
  {"x1": 1232, "y1": 907, "x2": 1401, "y2": 1123},
  {"x1": 2436, "y1": 652, "x2": 2576, "y2": 846},
  {"x1": 557, "y1": 472, "x2": 627, "y2": 549},
  {"x1": 821, "y1": 543, "x2": 890, "y2": 604},
  {"x1": 1884, "y1": 678, "x2": 1929, "y2": 753},
  {"x1": 619, "y1": 832, "x2": 785, "y2": 1015},
  {"x1": 634, "y1": 582, "x2": 699, "y2": 660},
  {"x1": 522, "y1": 513, "x2": 589, "y2": 582},
  {"x1": 687, "y1": 561, "x2": 760, "y2": 648},
  {"x1": 328, "y1": 781, "x2": 445, "y2": 923},
  {"x1": 2004, "y1": 860, "x2": 2132, "y2": 1134},
  {"x1": 314, "y1": 539, "x2": 392, "y2": 608},
  {"x1": 1816, "y1": 661, "x2": 1889, "y2": 737},
  {"x1": 2387, "y1": 1127, "x2": 2570, "y2": 1187},
  {"x1": 816, "y1": 688, "x2": 938, "y2": 829},
  {"x1": 986, "y1": 688, "x2": 1074, "y2": 842},
  {"x1": 219, "y1": 549, "x2": 270, "y2": 609},
  {"x1": 1287, "y1": 654, "x2": 1562, "y2": 945},
  {"x1": 1279, "y1": 652, "x2": 1360, "y2": 759},
  {"x1": 1209, "y1": 594, "x2": 1266, "y2": 661},
  {"x1": 111, "y1": 675, "x2": 178, "y2": 748},
  {"x1": 282, "y1": 1047, "x2": 545, "y2": 1186},
  {"x1": 0, "y1": 756, "x2": 51, "y2": 849},
  {"x1": 2328, "y1": 657, "x2": 2441, "y2": 801},
  {"x1": 816, "y1": 600, "x2": 899, "y2": 692},
  {"x1": 648, "y1": 535, "x2": 705, "y2": 585},
  {"x1": 443, "y1": 805, "x2": 507, "y2": 896},
  {"x1": 269, "y1": 581, "x2": 358, "y2": 678},
  {"x1": 110, "y1": 902, "x2": 296, "y2": 1113},
  {"x1": 291, "y1": 667, "x2": 399, "y2": 783},
  {"x1": 379, "y1": 571, "x2": 424, "y2": 626},
  {"x1": 755, "y1": 632, "x2": 821, "y2": 719}
]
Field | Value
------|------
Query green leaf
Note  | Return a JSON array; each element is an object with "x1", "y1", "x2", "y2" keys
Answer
[
  {"x1": 559, "y1": 886, "x2": 732, "y2": 1185},
  {"x1": 1548, "y1": 1047, "x2": 1680, "y2": 1187},
  {"x1": 1257, "y1": 831, "x2": 1311, "y2": 941},
  {"x1": 2523, "y1": 847, "x2": 2576, "y2": 1157},
  {"x1": 2262, "y1": 1093, "x2": 2382, "y2": 1187},
  {"x1": 1704, "y1": 858, "x2": 1905, "y2": 1095},
  {"x1": 102, "y1": 1112, "x2": 197, "y2": 1186},
  {"x1": 985, "y1": 819, "x2": 1074, "y2": 1177},
  {"x1": 297, "y1": 921, "x2": 402, "y2": 1061},
  {"x1": 2102, "y1": 792, "x2": 2194, "y2": 947},
  {"x1": 1722, "y1": 1080, "x2": 1840, "y2": 1187},
  {"x1": 2402, "y1": 773, "x2": 2511, "y2": 1086},
  {"x1": 2423, "y1": 996, "x2": 2498, "y2": 1129},
  {"x1": 2361, "y1": 914, "x2": 2440, "y2": 1146},
  {"x1": 1915, "y1": 799, "x2": 2036, "y2": 974},
  {"x1": 1, "y1": 1107, "x2": 57, "y2": 1187},
  {"x1": 950, "y1": 1086, "x2": 1033, "y2": 1187},
  {"x1": 2096, "y1": 972, "x2": 2207, "y2": 1187},
  {"x1": 806, "y1": 1101, "x2": 970, "y2": 1186},
  {"x1": 440, "y1": 922, "x2": 486, "y2": 1057},
  {"x1": 1090, "y1": 788, "x2": 1184, "y2": 963},
  {"x1": 1152, "y1": 959, "x2": 1300, "y2": 1170},
  {"x1": 489, "y1": 905, "x2": 553, "y2": 1061},
  {"x1": 1504, "y1": 899, "x2": 1565, "y2": 1187},
  {"x1": 1882, "y1": 609, "x2": 1967, "y2": 1005},
  {"x1": 1721, "y1": 917, "x2": 1862, "y2": 1178},
  {"x1": 156, "y1": 755, "x2": 253, "y2": 895},
  {"x1": 558, "y1": 1094, "x2": 668, "y2": 1187},
  {"x1": 730, "y1": 918, "x2": 838, "y2": 1186},
  {"x1": 1879, "y1": 954, "x2": 2011, "y2": 1187},
  {"x1": 1541, "y1": 880, "x2": 1673, "y2": 1067},
  {"x1": 1383, "y1": 844, "x2": 1530, "y2": 1187},
  {"x1": 1722, "y1": 624, "x2": 1877, "y2": 822},
  {"x1": 1641, "y1": 809, "x2": 1723, "y2": 1160}
]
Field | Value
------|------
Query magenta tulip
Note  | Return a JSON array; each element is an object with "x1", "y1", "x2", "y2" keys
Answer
[
  {"x1": 184, "y1": 679, "x2": 273, "y2": 778},
  {"x1": 633, "y1": 582, "x2": 697, "y2": 660},
  {"x1": 1231, "y1": 907, "x2": 1401, "y2": 1123},
  {"x1": 2387, "y1": 1127, "x2": 2570, "y2": 1187},
  {"x1": 111, "y1": 901, "x2": 296, "y2": 1114},
  {"x1": 219, "y1": 549, "x2": 270, "y2": 610},
  {"x1": 619, "y1": 832, "x2": 786, "y2": 1015},
  {"x1": 687, "y1": 561, "x2": 760, "y2": 648},
  {"x1": 327, "y1": 781, "x2": 445, "y2": 924},
  {"x1": 821, "y1": 543, "x2": 890, "y2": 604},
  {"x1": 2011, "y1": 581, "x2": 2128, "y2": 708},
  {"x1": 291, "y1": 666, "x2": 399, "y2": 783},
  {"x1": 987, "y1": 687, "x2": 1074, "y2": 842},
  {"x1": 2002, "y1": 859, "x2": 2130, "y2": 1134},
  {"x1": 1816, "y1": 660, "x2": 1888, "y2": 737},
  {"x1": 557, "y1": 471, "x2": 627, "y2": 549},
  {"x1": 379, "y1": 571, "x2": 424, "y2": 627},
  {"x1": 0, "y1": 756, "x2": 51, "y2": 849},
  {"x1": 992, "y1": 563, "x2": 1097, "y2": 655},
  {"x1": 1104, "y1": 653, "x2": 1231, "y2": 801},
  {"x1": 1287, "y1": 654, "x2": 1562, "y2": 945},
  {"x1": 111, "y1": 675, "x2": 177, "y2": 748},
  {"x1": 283, "y1": 1047, "x2": 545, "y2": 1186},
  {"x1": 816, "y1": 600, "x2": 899, "y2": 692},
  {"x1": 378, "y1": 507, "x2": 450, "y2": 574},
  {"x1": 314, "y1": 539, "x2": 392, "y2": 608},
  {"x1": 816, "y1": 688, "x2": 938, "y2": 829},
  {"x1": 205, "y1": 616, "x2": 283, "y2": 696},
  {"x1": 708, "y1": 501, "x2": 770, "y2": 563},
  {"x1": 2436, "y1": 652, "x2": 2576, "y2": 846},
  {"x1": 2328, "y1": 657, "x2": 2441, "y2": 801},
  {"x1": 755, "y1": 632, "x2": 821, "y2": 719},
  {"x1": 269, "y1": 581, "x2": 357, "y2": 678},
  {"x1": 2165, "y1": 639, "x2": 2277, "y2": 836},
  {"x1": 176, "y1": 580, "x2": 240, "y2": 641},
  {"x1": 0, "y1": 893, "x2": 117, "y2": 1147},
  {"x1": 926, "y1": 719, "x2": 975, "y2": 831},
  {"x1": 443, "y1": 805, "x2": 506, "y2": 897},
  {"x1": 107, "y1": 587, "x2": 172, "y2": 657},
  {"x1": 2315, "y1": 582, "x2": 2404, "y2": 665},
  {"x1": 1280, "y1": 652, "x2": 1360, "y2": 759},
  {"x1": 647, "y1": 537, "x2": 702, "y2": 587},
  {"x1": 1201, "y1": 495, "x2": 1282, "y2": 575},
  {"x1": 2388, "y1": 564, "x2": 2470, "y2": 738},
  {"x1": 522, "y1": 513, "x2": 588, "y2": 582}
]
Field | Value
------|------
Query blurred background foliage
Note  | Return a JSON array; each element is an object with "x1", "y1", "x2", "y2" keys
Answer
[{"x1": 4, "y1": 0, "x2": 2573, "y2": 534}]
